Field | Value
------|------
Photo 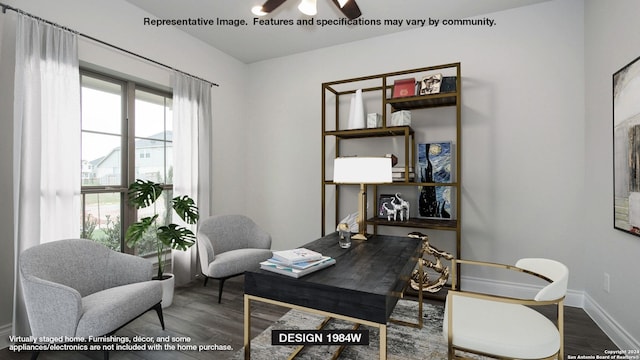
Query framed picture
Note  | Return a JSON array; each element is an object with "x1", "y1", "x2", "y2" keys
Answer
[
  {"x1": 419, "y1": 74, "x2": 442, "y2": 95},
  {"x1": 417, "y1": 142, "x2": 453, "y2": 219},
  {"x1": 614, "y1": 55, "x2": 640, "y2": 236}
]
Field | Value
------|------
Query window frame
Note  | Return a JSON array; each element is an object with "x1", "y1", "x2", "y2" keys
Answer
[{"x1": 80, "y1": 69, "x2": 173, "y2": 255}]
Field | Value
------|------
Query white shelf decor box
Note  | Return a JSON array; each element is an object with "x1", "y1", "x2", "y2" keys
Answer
[
  {"x1": 391, "y1": 110, "x2": 411, "y2": 126},
  {"x1": 367, "y1": 113, "x2": 382, "y2": 128}
]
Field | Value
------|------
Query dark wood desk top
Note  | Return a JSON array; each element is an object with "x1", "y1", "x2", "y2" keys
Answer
[{"x1": 244, "y1": 232, "x2": 422, "y2": 324}]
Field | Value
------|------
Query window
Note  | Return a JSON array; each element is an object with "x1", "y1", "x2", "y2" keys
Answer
[{"x1": 80, "y1": 71, "x2": 173, "y2": 256}]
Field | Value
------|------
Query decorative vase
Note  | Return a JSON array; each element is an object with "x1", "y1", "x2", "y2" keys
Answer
[
  {"x1": 155, "y1": 273, "x2": 175, "y2": 308},
  {"x1": 347, "y1": 89, "x2": 365, "y2": 129}
]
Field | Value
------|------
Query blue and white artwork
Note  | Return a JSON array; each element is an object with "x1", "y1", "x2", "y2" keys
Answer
[{"x1": 417, "y1": 142, "x2": 452, "y2": 219}]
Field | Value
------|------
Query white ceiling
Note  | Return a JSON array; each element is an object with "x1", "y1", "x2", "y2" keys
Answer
[{"x1": 125, "y1": 0, "x2": 548, "y2": 64}]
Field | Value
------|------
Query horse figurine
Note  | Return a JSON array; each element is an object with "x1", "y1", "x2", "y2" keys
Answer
[{"x1": 391, "y1": 193, "x2": 410, "y2": 221}]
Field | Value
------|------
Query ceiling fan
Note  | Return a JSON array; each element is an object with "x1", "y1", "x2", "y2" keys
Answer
[{"x1": 252, "y1": 0, "x2": 362, "y2": 20}]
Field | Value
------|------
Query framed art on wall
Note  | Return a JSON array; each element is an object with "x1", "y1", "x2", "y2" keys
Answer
[
  {"x1": 417, "y1": 142, "x2": 453, "y2": 219},
  {"x1": 613, "y1": 55, "x2": 640, "y2": 236}
]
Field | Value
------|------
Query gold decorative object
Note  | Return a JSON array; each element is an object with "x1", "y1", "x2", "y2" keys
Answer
[{"x1": 408, "y1": 232, "x2": 454, "y2": 293}]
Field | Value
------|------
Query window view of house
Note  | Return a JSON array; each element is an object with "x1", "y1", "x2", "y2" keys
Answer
[{"x1": 80, "y1": 72, "x2": 172, "y2": 256}]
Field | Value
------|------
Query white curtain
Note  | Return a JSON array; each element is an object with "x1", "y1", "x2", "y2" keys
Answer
[
  {"x1": 12, "y1": 14, "x2": 81, "y2": 336},
  {"x1": 172, "y1": 72, "x2": 212, "y2": 286}
]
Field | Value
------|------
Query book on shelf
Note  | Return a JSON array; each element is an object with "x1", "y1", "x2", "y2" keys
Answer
[
  {"x1": 392, "y1": 166, "x2": 415, "y2": 181},
  {"x1": 393, "y1": 172, "x2": 415, "y2": 181},
  {"x1": 260, "y1": 256, "x2": 336, "y2": 278},
  {"x1": 392, "y1": 166, "x2": 414, "y2": 173},
  {"x1": 271, "y1": 248, "x2": 323, "y2": 266}
]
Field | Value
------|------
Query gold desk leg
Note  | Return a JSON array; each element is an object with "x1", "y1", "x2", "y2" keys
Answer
[
  {"x1": 379, "y1": 324, "x2": 387, "y2": 360},
  {"x1": 389, "y1": 250, "x2": 424, "y2": 329},
  {"x1": 244, "y1": 294, "x2": 251, "y2": 360}
]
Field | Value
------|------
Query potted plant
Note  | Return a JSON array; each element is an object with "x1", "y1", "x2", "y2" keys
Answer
[{"x1": 125, "y1": 179, "x2": 199, "y2": 307}]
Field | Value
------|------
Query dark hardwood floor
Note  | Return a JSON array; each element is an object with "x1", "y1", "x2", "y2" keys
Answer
[{"x1": 0, "y1": 275, "x2": 618, "y2": 359}]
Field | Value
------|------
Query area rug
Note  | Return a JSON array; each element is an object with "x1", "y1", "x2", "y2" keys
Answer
[{"x1": 231, "y1": 299, "x2": 473, "y2": 360}]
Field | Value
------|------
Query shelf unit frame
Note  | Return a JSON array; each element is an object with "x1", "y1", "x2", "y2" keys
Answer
[{"x1": 321, "y1": 63, "x2": 462, "y2": 286}]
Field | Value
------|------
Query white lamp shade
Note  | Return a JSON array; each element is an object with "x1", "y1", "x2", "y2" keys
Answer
[{"x1": 333, "y1": 157, "x2": 393, "y2": 184}]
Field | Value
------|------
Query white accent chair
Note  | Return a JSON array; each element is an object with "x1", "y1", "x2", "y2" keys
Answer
[
  {"x1": 444, "y1": 258, "x2": 569, "y2": 360},
  {"x1": 197, "y1": 214, "x2": 272, "y2": 303},
  {"x1": 19, "y1": 239, "x2": 165, "y2": 360}
]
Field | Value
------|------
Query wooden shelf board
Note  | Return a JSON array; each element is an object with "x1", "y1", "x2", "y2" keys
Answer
[
  {"x1": 367, "y1": 217, "x2": 458, "y2": 230},
  {"x1": 324, "y1": 126, "x2": 414, "y2": 139},
  {"x1": 388, "y1": 92, "x2": 457, "y2": 110}
]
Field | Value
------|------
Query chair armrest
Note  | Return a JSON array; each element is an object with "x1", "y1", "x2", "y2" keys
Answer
[
  {"x1": 452, "y1": 259, "x2": 553, "y2": 287},
  {"x1": 20, "y1": 274, "x2": 82, "y2": 338},
  {"x1": 451, "y1": 259, "x2": 562, "y2": 305},
  {"x1": 447, "y1": 288, "x2": 560, "y2": 307},
  {"x1": 105, "y1": 251, "x2": 154, "y2": 287}
]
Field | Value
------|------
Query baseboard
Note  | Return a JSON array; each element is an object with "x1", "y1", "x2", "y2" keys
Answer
[
  {"x1": 583, "y1": 293, "x2": 640, "y2": 351},
  {"x1": 462, "y1": 275, "x2": 639, "y2": 351},
  {"x1": 0, "y1": 322, "x2": 11, "y2": 350}
]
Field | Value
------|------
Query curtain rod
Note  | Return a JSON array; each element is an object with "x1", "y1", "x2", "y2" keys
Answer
[{"x1": 0, "y1": 2, "x2": 219, "y2": 87}]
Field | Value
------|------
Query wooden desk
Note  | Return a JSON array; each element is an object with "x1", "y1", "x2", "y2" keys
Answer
[{"x1": 244, "y1": 232, "x2": 423, "y2": 359}]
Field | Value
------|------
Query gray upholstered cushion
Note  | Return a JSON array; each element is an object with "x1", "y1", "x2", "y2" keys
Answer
[
  {"x1": 76, "y1": 281, "x2": 162, "y2": 337},
  {"x1": 206, "y1": 248, "x2": 273, "y2": 277}
]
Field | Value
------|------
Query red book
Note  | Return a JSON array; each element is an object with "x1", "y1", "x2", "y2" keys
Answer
[{"x1": 392, "y1": 78, "x2": 416, "y2": 98}]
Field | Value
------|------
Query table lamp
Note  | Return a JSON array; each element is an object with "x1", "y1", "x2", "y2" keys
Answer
[{"x1": 333, "y1": 156, "x2": 393, "y2": 240}]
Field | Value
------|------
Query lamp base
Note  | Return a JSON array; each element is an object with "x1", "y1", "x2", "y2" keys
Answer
[{"x1": 351, "y1": 233, "x2": 369, "y2": 241}]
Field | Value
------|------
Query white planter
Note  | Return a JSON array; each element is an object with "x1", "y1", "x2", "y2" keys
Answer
[{"x1": 156, "y1": 273, "x2": 175, "y2": 308}]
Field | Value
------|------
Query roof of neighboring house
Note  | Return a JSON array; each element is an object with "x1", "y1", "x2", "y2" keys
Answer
[{"x1": 89, "y1": 131, "x2": 172, "y2": 168}]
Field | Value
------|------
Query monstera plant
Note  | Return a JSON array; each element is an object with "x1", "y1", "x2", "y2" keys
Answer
[{"x1": 126, "y1": 179, "x2": 199, "y2": 280}]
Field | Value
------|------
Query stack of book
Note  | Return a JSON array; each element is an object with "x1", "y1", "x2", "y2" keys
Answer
[
  {"x1": 260, "y1": 248, "x2": 336, "y2": 278},
  {"x1": 392, "y1": 166, "x2": 415, "y2": 182}
]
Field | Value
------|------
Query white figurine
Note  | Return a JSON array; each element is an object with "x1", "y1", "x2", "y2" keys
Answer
[
  {"x1": 382, "y1": 203, "x2": 396, "y2": 221},
  {"x1": 391, "y1": 193, "x2": 410, "y2": 221},
  {"x1": 390, "y1": 197, "x2": 405, "y2": 221}
]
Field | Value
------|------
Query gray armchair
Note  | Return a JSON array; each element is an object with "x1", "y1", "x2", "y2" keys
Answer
[
  {"x1": 19, "y1": 239, "x2": 164, "y2": 359},
  {"x1": 197, "y1": 214, "x2": 272, "y2": 303}
]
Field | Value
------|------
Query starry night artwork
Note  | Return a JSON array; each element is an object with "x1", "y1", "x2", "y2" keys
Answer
[{"x1": 418, "y1": 142, "x2": 452, "y2": 219}]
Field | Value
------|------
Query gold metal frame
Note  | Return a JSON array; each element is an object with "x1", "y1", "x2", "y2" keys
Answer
[
  {"x1": 244, "y1": 294, "x2": 388, "y2": 360},
  {"x1": 446, "y1": 259, "x2": 565, "y2": 360},
  {"x1": 389, "y1": 247, "x2": 424, "y2": 329}
]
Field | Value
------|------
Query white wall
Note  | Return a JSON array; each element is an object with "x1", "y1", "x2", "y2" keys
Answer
[
  {"x1": 0, "y1": 0, "x2": 248, "y2": 335},
  {"x1": 247, "y1": 0, "x2": 587, "y2": 283},
  {"x1": 244, "y1": 0, "x2": 627, "y2": 346},
  {"x1": 584, "y1": 0, "x2": 640, "y2": 350}
]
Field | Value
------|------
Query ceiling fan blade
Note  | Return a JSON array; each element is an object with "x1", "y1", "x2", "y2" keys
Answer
[
  {"x1": 331, "y1": 0, "x2": 361, "y2": 20},
  {"x1": 260, "y1": 0, "x2": 288, "y2": 13}
]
